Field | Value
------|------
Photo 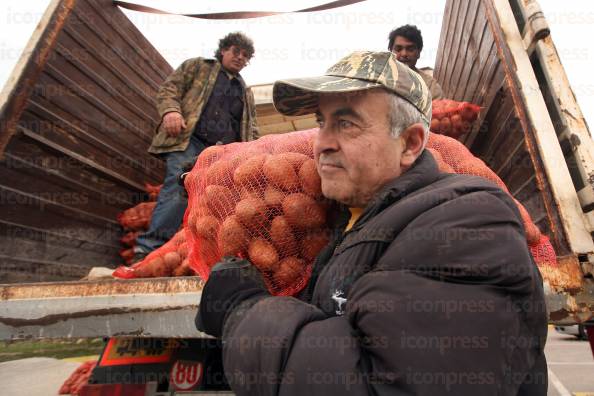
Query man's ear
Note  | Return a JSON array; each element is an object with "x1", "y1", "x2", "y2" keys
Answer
[{"x1": 399, "y1": 123, "x2": 425, "y2": 170}]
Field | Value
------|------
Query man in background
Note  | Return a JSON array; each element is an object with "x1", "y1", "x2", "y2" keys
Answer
[
  {"x1": 134, "y1": 32, "x2": 259, "y2": 262},
  {"x1": 388, "y1": 24, "x2": 444, "y2": 99}
]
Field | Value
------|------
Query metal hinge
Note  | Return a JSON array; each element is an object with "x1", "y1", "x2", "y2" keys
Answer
[{"x1": 520, "y1": 0, "x2": 550, "y2": 55}]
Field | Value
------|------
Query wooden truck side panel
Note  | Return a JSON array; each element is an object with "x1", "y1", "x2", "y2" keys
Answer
[{"x1": 0, "y1": 0, "x2": 169, "y2": 283}]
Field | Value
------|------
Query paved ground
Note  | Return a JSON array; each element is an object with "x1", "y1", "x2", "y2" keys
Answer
[
  {"x1": 546, "y1": 327, "x2": 594, "y2": 396},
  {"x1": 0, "y1": 328, "x2": 591, "y2": 395},
  {"x1": 0, "y1": 357, "x2": 79, "y2": 396}
]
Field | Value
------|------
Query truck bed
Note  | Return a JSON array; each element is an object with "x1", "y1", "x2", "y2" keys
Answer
[
  {"x1": 0, "y1": 277, "x2": 206, "y2": 340},
  {"x1": 0, "y1": 0, "x2": 593, "y2": 334}
]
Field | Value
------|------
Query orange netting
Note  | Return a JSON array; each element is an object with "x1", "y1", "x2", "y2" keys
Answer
[
  {"x1": 117, "y1": 201, "x2": 156, "y2": 231},
  {"x1": 113, "y1": 228, "x2": 195, "y2": 278},
  {"x1": 120, "y1": 231, "x2": 140, "y2": 247},
  {"x1": 59, "y1": 361, "x2": 96, "y2": 396},
  {"x1": 528, "y1": 234, "x2": 558, "y2": 268},
  {"x1": 184, "y1": 129, "x2": 328, "y2": 296},
  {"x1": 431, "y1": 99, "x2": 481, "y2": 139},
  {"x1": 427, "y1": 132, "x2": 542, "y2": 245},
  {"x1": 113, "y1": 98, "x2": 556, "y2": 285},
  {"x1": 116, "y1": 183, "x2": 161, "y2": 232},
  {"x1": 119, "y1": 247, "x2": 134, "y2": 266},
  {"x1": 144, "y1": 182, "x2": 162, "y2": 202}
]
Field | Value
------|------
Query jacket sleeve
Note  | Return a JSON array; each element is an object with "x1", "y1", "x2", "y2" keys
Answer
[
  {"x1": 246, "y1": 87, "x2": 260, "y2": 140},
  {"x1": 222, "y1": 297, "x2": 370, "y2": 396},
  {"x1": 429, "y1": 77, "x2": 443, "y2": 100},
  {"x1": 221, "y1": 190, "x2": 547, "y2": 396},
  {"x1": 155, "y1": 59, "x2": 196, "y2": 119}
]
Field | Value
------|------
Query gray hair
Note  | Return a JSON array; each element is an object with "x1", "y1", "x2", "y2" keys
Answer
[{"x1": 387, "y1": 93, "x2": 430, "y2": 148}]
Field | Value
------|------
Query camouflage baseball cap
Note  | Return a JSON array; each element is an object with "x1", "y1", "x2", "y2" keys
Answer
[{"x1": 273, "y1": 51, "x2": 432, "y2": 122}]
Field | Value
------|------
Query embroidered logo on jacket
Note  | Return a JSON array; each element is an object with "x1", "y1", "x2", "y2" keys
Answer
[{"x1": 331, "y1": 289, "x2": 348, "y2": 316}]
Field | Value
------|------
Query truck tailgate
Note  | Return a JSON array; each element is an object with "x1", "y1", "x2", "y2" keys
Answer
[{"x1": 0, "y1": 277, "x2": 207, "y2": 340}]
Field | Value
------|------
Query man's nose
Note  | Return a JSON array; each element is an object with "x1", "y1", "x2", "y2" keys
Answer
[
  {"x1": 314, "y1": 126, "x2": 339, "y2": 155},
  {"x1": 236, "y1": 52, "x2": 249, "y2": 62},
  {"x1": 396, "y1": 49, "x2": 409, "y2": 57}
]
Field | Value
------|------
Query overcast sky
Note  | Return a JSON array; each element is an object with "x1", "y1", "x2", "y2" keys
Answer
[{"x1": 1, "y1": 0, "x2": 593, "y2": 129}]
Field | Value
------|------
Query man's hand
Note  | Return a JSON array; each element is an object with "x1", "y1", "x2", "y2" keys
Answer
[
  {"x1": 196, "y1": 257, "x2": 269, "y2": 337},
  {"x1": 162, "y1": 112, "x2": 186, "y2": 137}
]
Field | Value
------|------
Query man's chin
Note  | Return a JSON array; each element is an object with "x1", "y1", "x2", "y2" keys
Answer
[{"x1": 321, "y1": 183, "x2": 354, "y2": 206}]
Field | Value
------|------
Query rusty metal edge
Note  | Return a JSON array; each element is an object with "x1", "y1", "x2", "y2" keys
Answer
[
  {"x1": 0, "y1": 276, "x2": 204, "y2": 300},
  {"x1": 484, "y1": 0, "x2": 566, "y2": 252},
  {"x1": 545, "y1": 278, "x2": 594, "y2": 324},
  {"x1": 0, "y1": 0, "x2": 77, "y2": 158}
]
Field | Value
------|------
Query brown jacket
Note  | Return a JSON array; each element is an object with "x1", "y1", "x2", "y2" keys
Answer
[
  {"x1": 149, "y1": 57, "x2": 259, "y2": 155},
  {"x1": 418, "y1": 67, "x2": 444, "y2": 100}
]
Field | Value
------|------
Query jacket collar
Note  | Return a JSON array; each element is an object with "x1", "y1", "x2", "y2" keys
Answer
[{"x1": 209, "y1": 58, "x2": 248, "y2": 88}]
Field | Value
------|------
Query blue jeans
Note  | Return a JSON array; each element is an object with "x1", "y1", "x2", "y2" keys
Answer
[{"x1": 135, "y1": 135, "x2": 207, "y2": 254}]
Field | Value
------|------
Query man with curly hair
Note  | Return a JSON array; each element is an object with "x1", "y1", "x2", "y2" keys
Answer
[
  {"x1": 134, "y1": 32, "x2": 259, "y2": 260},
  {"x1": 388, "y1": 24, "x2": 443, "y2": 99}
]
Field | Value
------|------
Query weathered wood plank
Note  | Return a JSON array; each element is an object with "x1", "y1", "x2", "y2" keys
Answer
[
  {"x1": 442, "y1": 0, "x2": 473, "y2": 95},
  {"x1": 434, "y1": 0, "x2": 456, "y2": 82},
  {"x1": 452, "y1": 0, "x2": 485, "y2": 100}
]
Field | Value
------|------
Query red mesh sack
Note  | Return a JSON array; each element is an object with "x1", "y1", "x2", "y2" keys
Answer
[
  {"x1": 427, "y1": 132, "x2": 545, "y2": 247},
  {"x1": 119, "y1": 247, "x2": 134, "y2": 265},
  {"x1": 59, "y1": 360, "x2": 97, "y2": 395},
  {"x1": 528, "y1": 234, "x2": 558, "y2": 268},
  {"x1": 431, "y1": 99, "x2": 481, "y2": 139},
  {"x1": 120, "y1": 231, "x2": 140, "y2": 247},
  {"x1": 113, "y1": 229, "x2": 194, "y2": 278},
  {"x1": 117, "y1": 201, "x2": 156, "y2": 231},
  {"x1": 184, "y1": 129, "x2": 329, "y2": 296},
  {"x1": 426, "y1": 147, "x2": 454, "y2": 173},
  {"x1": 145, "y1": 182, "x2": 162, "y2": 201}
]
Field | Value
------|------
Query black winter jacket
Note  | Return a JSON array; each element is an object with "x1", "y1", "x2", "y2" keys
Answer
[{"x1": 221, "y1": 151, "x2": 548, "y2": 396}]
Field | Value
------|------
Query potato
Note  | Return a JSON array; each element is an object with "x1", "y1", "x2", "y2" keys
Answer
[
  {"x1": 450, "y1": 113, "x2": 463, "y2": 132},
  {"x1": 194, "y1": 215, "x2": 220, "y2": 239},
  {"x1": 301, "y1": 231, "x2": 330, "y2": 262},
  {"x1": 218, "y1": 215, "x2": 249, "y2": 256},
  {"x1": 299, "y1": 159, "x2": 322, "y2": 198},
  {"x1": 270, "y1": 216, "x2": 298, "y2": 256},
  {"x1": 197, "y1": 239, "x2": 219, "y2": 269},
  {"x1": 430, "y1": 118, "x2": 441, "y2": 133},
  {"x1": 177, "y1": 242, "x2": 189, "y2": 259},
  {"x1": 440, "y1": 117, "x2": 452, "y2": 136},
  {"x1": 205, "y1": 185, "x2": 236, "y2": 218},
  {"x1": 192, "y1": 195, "x2": 211, "y2": 216},
  {"x1": 187, "y1": 205, "x2": 209, "y2": 237},
  {"x1": 248, "y1": 238, "x2": 279, "y2": 272},
  {"x1": 206, "y1": 160, "x2": 235, "y2": 187},
  {"x1": 282, "y1": 193, "x2": 326, "y2": 229},
  {"x1": 273, "y1": 257, "x2": 305, "y2": 288},
  {"x1": 264, "y1": 185, "x2": 284, "y2": 208},
  {"x1": 283, "y1": 152, "x2": 310, "y2": 170},
  {"x1": 173, "y1": 258, "x2": 195, "y2": 277},
  {"x1": 132, "y1": 260, "x2": 152, "y2": 278},
  {"x1": 264, "y1": 154, "x2": 300, "y2": 191},
  {"x1": 240, "y1": 187, "x2": 261, "y2": 200},
  {"x1": 134, "y1": 256, "x2": 165, "y2": 278},
  {"x1": 460, "y1": 103, "x2": 479, "y2": 122},
  {"x1": 198, "y1": 145, "x2": 225, "y2": 166},
  {"x1": 235, "y1": 197, "x2": 268, "y2": 229},
  {"x1": 462, "y1": 120, "x2": 472, "y2": 134},
  {"x1": 449, "y1": 114, "x2": 465, "y2": 139},
  {"x1": 163, "y1": 251, "x2": 182, "y2": 272},
  {"x1": 233, "y1": 154, "x2": 268, "y2": 189}
]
